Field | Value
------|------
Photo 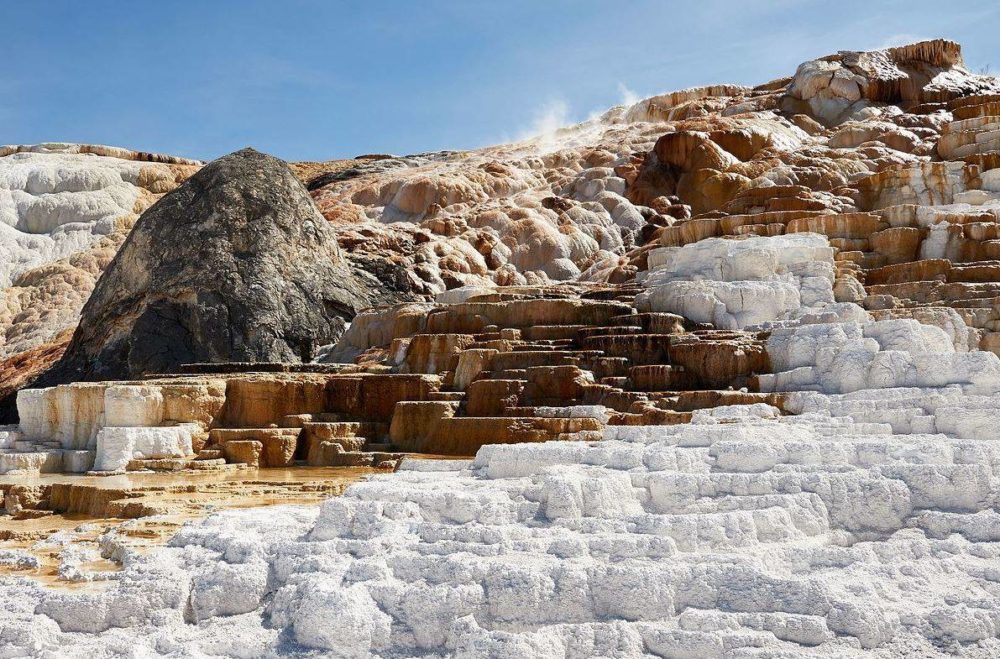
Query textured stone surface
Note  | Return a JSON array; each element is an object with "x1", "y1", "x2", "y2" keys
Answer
[
  {"x1": 0, "y1": 146, "x2": 200, "y2": 398},
  {"x1": 638, "y1": 234, "x2": 836, "y2": 328},
  {"x1": 4, "y1": 403, "x2": 1000, "y2": 654},
  {"x1": 4, "y1": 38, "x2": 1000, "y2": 657},
  {"x1": 49, "y1": 148, "x2": 374, "y2": 381},
  {"x1": 93, "y1": 426, "x2": 195, "y2": 472}
]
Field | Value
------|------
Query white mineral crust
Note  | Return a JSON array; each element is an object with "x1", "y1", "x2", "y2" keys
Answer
[
  {"x1": 637, "y1": 234, "x2": 837, "y2": 329},
  {"x1": 2, "y1": 398, "x2": 998, "y2": 656}
]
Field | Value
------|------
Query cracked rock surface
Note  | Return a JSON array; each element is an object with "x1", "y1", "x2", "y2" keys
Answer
[{"x1": 45, "y1": 148, "x2": 379, "y2": 382}]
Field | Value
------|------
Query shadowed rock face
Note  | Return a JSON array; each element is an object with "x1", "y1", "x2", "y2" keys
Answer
[{"x1": 50, "y1": 147, "x2": 371, "y2": 381}]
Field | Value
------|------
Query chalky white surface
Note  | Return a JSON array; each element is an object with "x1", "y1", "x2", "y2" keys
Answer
[
  {"x1": 92, "y1": 426, "x2": 195, "y2": 472},
  {"x1": 2, "y1": 400, "x2": 999, "y2": 656},
  {"x1": 637, "y1": 234, "x2": 837, "y2": 329},
  {"x1": 0, "y1": 150, "x2": 149, "y2": 288},
  {"x1": 4, "y1": 230, "x2": 1000, "y2": 654},
  {"x1": 760, "y1": 318, "x2": 1000, "y2": 395},
  {"x1": 10, "y1": 383, "x2": 203, "y2": 472}
]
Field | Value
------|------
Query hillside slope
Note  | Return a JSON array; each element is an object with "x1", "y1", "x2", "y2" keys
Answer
[{"x1": 3, "y1": 38, "x2": 1000, "y2": 657}]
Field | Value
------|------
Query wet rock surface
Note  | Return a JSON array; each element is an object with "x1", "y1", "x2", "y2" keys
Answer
[{"x1": 0, "y1": 467, "x2": 374, "y2": 590}]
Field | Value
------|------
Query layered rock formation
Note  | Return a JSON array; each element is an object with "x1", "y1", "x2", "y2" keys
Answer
[
  {"x1": 6, "y1": 40, "x2": 1000, "y2": 393},
  {"x1": 4, "y1": 397, "x2": 1000, "y2": 654},
  {"x1": 3, "y1": 38, "x2": 1000, "y2": 656},
  {"x1": 0, "y1": 143, "x2": 201, "y2": 303},
  {"x1": 0, "y1": 145, "x2": 201, "y2": 405}
]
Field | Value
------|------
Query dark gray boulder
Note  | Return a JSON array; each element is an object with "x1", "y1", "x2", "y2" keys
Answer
[{"x1": 53, "y1": 147, "x2": 372, "y2": 379}]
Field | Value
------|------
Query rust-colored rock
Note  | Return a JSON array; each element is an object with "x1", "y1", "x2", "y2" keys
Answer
[
  {"x1": 211, "y1": 428, "x2": 299, "y2": 467},
  {"x1": 400, "y1": 334, "x2": 476, "y2": 374},
  {"x1": 466, "y1": 380, "x2": 525, "y2": 417},
  {"x1": 388, "y1": 401, "x2": 457, "y2": 452},
  {"x1": 667, "y1": 333, "x2": 769, "y2": 389},
  {"x1": 424, "y1": 416, "x2": 603, "y2": 456}
]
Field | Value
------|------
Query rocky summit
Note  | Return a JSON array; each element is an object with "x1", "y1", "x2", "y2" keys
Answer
[{"x1": 2, "y1": 39, "x2": 1000, "y2": 657}]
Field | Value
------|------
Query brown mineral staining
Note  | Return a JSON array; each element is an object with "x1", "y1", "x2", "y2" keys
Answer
[{"x1": 0, "y1": 466, "x2": 375, "y2": 586}]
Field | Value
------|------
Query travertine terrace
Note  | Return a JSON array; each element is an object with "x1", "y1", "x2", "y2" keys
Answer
[
  {"x1": 2, "y1": 39, "x2": 1000, "y2": 656},
  {"x1": 0, "y1": 144, "x2": 202, "y2": 407}
]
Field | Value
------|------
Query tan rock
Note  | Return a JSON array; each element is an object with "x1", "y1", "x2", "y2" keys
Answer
[
  {"x1": 453, "y1": 349, "x2": 498, "y2": 391},
  {"x1": 219, "y1": 376, "x2": 330, "y2": 428},
  {"x1": 629, "y1": 365, "x2": 697, "y2": 391},
  {"x1": 786, "y1": 213, "x2": 885, "y2": 239},
  {"x1": 857, "y1": 162, "x2": 976, "y2": 210},
  {"x1": 834, "y1": 276, "x2": 867, "y2": 303},
  {"x1": 401, "y1": 334, "x2": 475, "y2": 374},
  {"x1": 870, "y1": 227, "x2": 924, "y2": 264},
  {"x1": 466, "y1": 380, "x2": 525, "y2": 417},
  {"x1": 980, "y1": 332, "x2": 1000, "y2": 356},
  {"x1": 866, "y1": 259, "x2": 952, "y2": 285},
  {"x1": 388, "y1": 401, "x2": 457, "y2": 452},
  {"x1": 210, "y1": 428, "x2": 300, "y2": 467},
  {"x1": 667, "y1": 333, "x2": 769, "y2": 389},
  {"x1": 160, "y1": 381, "x2": 227, "y2": 428},
  {"x1": 424, "y1": 416, "x2": 603, "y2": 456},
  {"x1": 222, "y1": 440, "x2": 262, "y2": 467}
]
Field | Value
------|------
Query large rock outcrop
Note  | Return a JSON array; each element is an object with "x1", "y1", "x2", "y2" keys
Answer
[{"x1": 49, "y1": 148, "x2": 372, "y2": 381}]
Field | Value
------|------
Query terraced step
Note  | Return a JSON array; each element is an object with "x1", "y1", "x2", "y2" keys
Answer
[
  {"x1": 210, "y1": 428, "x2": 302, "y2": 468},
  {"x1": 0, "y1": 450, "x2": 63, "y2": 474},
  {"x1": 322, "y1": 449, "x2": 403, "y2": 469},
  {"x1": 427, "y1": 391, "x2": 465, "y2": 402},
  {"x1": 629, "y1": 365, "x2": 698, "y2": 391},
  {"x1": 577, "y1": 325, "x2": 645, "y2": 338},
  {"x1": 509, "y1": 340, "x2": 575, "y2": 350},
  {"x1": 608, "y1": 312, "x2": 689, "y2": 333},
  {"x1": 422, "y1": 415, "x2": 605, "y2": 455},
  {"x1": 579, "y1": 334, "x2": 672, "y2": 364},
  {"x1": 521, "y1": 325, "x2": 588, "y2": 341},
  {"x1": 188, "y1": 458, "x2": 234, "y2": 470},
  {"x1": 127, "y1": 457, "x2": 201, "y2": 472},
  {"x1": 490, "y1": 350, "x2": 585, "y2": 370},
  {"x1": 579, "y1": 386, "x2": 647, "y2": 412},
  {"x1": 302, "y1": 421, "x2": 387, "y2": 439},
  {"x1": 591, "y1": 357, "x2": 631, "y2": 379}
]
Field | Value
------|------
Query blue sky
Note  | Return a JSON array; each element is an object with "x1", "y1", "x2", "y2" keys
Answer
[{"x1": 3, "y1": 1, "x2": 998, "y2": 161}]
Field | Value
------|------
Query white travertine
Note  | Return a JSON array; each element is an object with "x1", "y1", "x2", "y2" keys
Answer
[
  {"x1": 637, "y1": 234, "x2": 836, "y2": 329},
  {"x1": 92, "y1": 425, "x2": 195, "y2": 472},
  {"x1": 103, "y1": 385, "x2": 164, "y2": 427}
]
